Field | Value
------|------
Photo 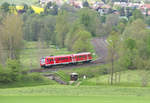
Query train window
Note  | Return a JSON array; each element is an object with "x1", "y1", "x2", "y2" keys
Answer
[
  {"x1": 79, "y1": 56, "x2": 82, "y2": 58},
  {"x1": 50, "y1": 59, "x2": 53, "y2": 62},
  {"x1": 41, "y1": 59, "x2": 45, "y2": 64},
  {"x1": 47, "y1": 59, "x2": 50, "y2": 62}
]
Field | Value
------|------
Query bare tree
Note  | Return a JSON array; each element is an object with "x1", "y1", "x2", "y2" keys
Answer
[
  {"x1": 0, "y1": 14, "x2": 23, "y2": 60},
  {"x1": 107, "y1": 31, "x2": 120, "y2": 85}
]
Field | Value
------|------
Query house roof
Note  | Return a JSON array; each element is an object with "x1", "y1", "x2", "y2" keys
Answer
[{"x1": 141, "y1": 4, "x2": 150, "y2": 9}]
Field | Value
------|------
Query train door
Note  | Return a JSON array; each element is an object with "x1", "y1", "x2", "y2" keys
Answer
[{"x1": 47, "y1": 58, "x2": 54, "y2": 65}]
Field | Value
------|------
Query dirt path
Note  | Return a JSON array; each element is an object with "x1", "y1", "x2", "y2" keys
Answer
[{"x1": 91, "y1": 37, "x2": 108, "y2": 63}]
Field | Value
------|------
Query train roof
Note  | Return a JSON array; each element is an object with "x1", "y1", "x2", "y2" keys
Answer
[
  {"x1": 73, "y1": 52, "x2": 91, "y2": 55},
  {"x1": 44, "y1": 52, "x2": 91, "y2": 58}
]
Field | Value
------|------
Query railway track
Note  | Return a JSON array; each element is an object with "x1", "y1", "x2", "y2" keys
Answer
[
  {"x1": 28, "y1": 60, "x2": 105, "y2": 73},
  {"x1": 28, "y1": 37, "x2": 108, "y2": 73}
]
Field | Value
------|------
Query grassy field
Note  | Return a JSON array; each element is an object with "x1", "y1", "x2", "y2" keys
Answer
[
  {"x1": 81, "y1": 70, "x2": 150, "y2": 87},
  {"x1": 20, "y1": 41, "x2": 74, "y2": 69},
  {"x1": 0, "y1": 85, "x2": 150, "y2": 96},
  {"x1": 0, "y1": 85, "x2": 150, "y2": 103},
  {"x1": 1, "y1": 96, "x2": 150, "y2": 103}
]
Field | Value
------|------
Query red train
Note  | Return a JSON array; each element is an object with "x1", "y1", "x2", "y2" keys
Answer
[{"x1": 40, "y1": 52, "x2": 92, "y2": 68}]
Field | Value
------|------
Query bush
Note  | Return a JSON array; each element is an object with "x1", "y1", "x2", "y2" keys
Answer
[
  {"x1": 20, "y1": 74, "x2": 33, "y2": 81},
  {"x1": 0, "y1": 68, "x2": 12, "y2": 83},
  {"x1": 6, "y1": 59, "x2": 21, "y2": 82},
  {"x1": 0, "y1": 60, "x2": 46, "y2": 84},
  {"x1": 0, "y1": 59, "x2": 22, "y2": 84},
  {"x1": 28, "y1": 73, "x2": 45, "y2": 81},
  {"x1": 20, "y1": 73, "x2": 45, "y2": 82}
]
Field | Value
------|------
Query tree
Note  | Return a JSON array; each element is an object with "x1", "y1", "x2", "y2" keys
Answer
[
  {"x1": 23, "y1": 15, "x2": 42, "y2": 41},
  {"x1": 30, "y1": 18, "x2": 42, "y2": 41},
  {"x1": 55, "y1": 11, "x2": 69, "y2": 48},
  {"x1": 145, "y1": 16, "x2": 150, "y2": 26},
  {"x1": 102, "y1": 0, "x2": 106, "y2": 3},
  {"x1": 126, "y1": 7, "x2": 132, "y2": 18},
  {"x1": 122, "y1": 19, "x2": 148, "y2": 69},
  {"x1": 23, "y1": 3, "x2": 28, "y2": 11},
  {"x1": 72, "y1": 30, "x2": 92, "y2": 52},
  {"x1": 78, "y1": 8, "x2": 101, "y2": 36},
  {"x1": 65, "y1": 22, "x2": 85, "y2": 50},
  {"x1": 132, "y1": 9, "x2": 144, "y2": 20},
  {"x1": 107, "y1": 31, "x2": 120, "y2": 85},
  {"x1": 61, "y1": 3, "x2": 77, "y2": 13},
  {"x1": 104, "y1": 14, "x2": 119, "y2": 36},
  {"x1": 44, "y1": 2, "x2": 58, "y2": 15},
  {"x1": 82, "y1": 1, "x2": 89, "y2": 7},
  {"x1": 1, "y1": 2, "x2": 10, "y2": 13},
  {"x1": 39, "y1": 15, "x2": 56, "y2": 46},
  {"x1": 0, "y1": 14, "x2": 23, "y2": 60},
  {"x1": 119, "y1": 7, "x2": 125, "y2": 16}
]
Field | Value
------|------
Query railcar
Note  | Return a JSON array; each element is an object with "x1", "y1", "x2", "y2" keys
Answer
[{"x1": 40, "y1": 52, "x2": 92, "y2": 68}]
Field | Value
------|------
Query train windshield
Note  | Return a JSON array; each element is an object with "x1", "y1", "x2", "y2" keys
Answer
[{"x1": 41, "y1": 58, "x2": 45, "y2": 64}]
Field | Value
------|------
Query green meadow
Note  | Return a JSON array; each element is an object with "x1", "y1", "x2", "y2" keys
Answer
[
  {"x1": 81, "y1": 70, "x2": 150, "y2": 87},
  {"x1": 0, "y1": 85, "x2": 150, "y2": 96},
  {"x1": 1, "y1": 96, "x2": 150, "y2": 103},
  {"x1": 20, "y1": 41, "x2": 74, "y2": 69},
  {"x1": 0, "y1": 85, "x2": 150, "y2": 103}
]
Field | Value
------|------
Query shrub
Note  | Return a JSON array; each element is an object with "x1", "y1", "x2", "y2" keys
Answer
[
  {"x1": 6, "y1": 59, "x2": 21, "y2": 81},
  {"x1": 0, "y1": 60, "x2": 22, "y2": 83},
  {"x1": 28, "y1": 73, "x2": 45, "y2": 81},
  {"x1": 0, "y1": 68, "x2": 12, "y2": 83},
  {"x1": 20, "y1": 74, "x2": 33, "y2": 81}
]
